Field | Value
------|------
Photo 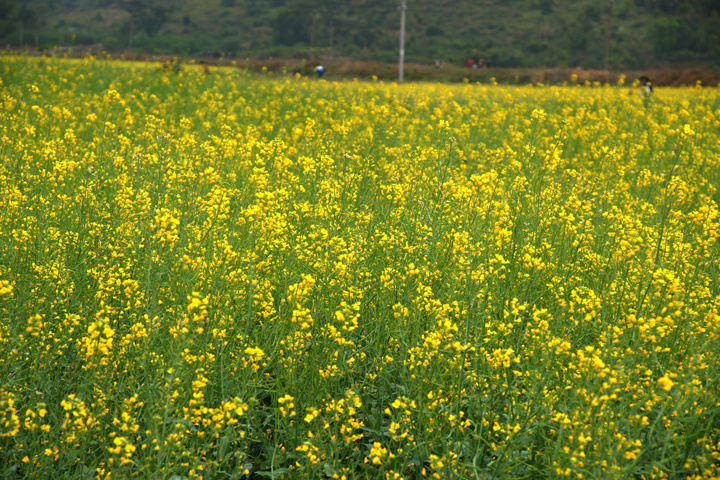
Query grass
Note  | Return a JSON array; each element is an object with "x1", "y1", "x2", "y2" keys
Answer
[{"x1": 0, "y1": 55, "x2": 719, "y2": 479}]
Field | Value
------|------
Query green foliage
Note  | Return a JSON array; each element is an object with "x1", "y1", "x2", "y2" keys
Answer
[
  {"x1": 538, "y1": 0, "x2": 554, "y2": 15},
  {"x1": 650, "y1": 17, "x2": 682, "y2": 55},
  {"x1": 0, "y1": 0, "x2": 717, "y2": 68},
  {"x1": 272, "y1": 6, "x2": 311, "y2": 47},
  {"x1": 0, "y1": 1, "x2": 39, "y2": 43},
  {"x1": 120, "y1": 0, "x2": 168, "y2": 37}
]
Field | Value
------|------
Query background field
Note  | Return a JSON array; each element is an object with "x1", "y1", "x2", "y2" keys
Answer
[{"x1": 1, "y1": 56, "x2": 720, "y2": 479}]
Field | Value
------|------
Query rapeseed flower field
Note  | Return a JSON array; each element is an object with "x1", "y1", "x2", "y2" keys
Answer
[{"x1": 1, "y1": 55, "x2": 719, "y2": 479}]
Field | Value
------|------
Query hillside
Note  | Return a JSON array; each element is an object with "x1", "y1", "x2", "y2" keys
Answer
[{"x1": 2, "y1": 0, "x2": 719, "y2": 69}]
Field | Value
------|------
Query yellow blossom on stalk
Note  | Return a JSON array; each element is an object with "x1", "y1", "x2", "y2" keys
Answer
[
  {"x1": 81, "y1": 318, "x2": 114, "y2": 364},
  {"x1": 366, "y1": 442, "x2": 394, "y2": 465},
  {"x1": 0, "y1": 280, "x2": 13, "y2": 296},
  {"x1": 304, "y1": 408, "x2": 320, "y2": 423},
  {"x1": 278, "y1": 395, "x2": 295, "y2": 417},
  {"x1": 0, "y1": 394, "x2": 20, "y2": 437},
  {"x1": 109, "y1": 436, "x2": 136, "y2": 466},
  {"x1": 657, "y1": 374, "x2": 675, "y2": 391},
  {"x1": 106, "y1": 89, "x2": 121, "y2": 102},
  {"x1": 153, "y1": 208, "x2": 180, "y2": 247},
  {"x1": 531, "y1": 108, "x2": 547, "y2": 120},
  {"x1": 296, "y1": 442, "x2": 320, "y2": 463}
]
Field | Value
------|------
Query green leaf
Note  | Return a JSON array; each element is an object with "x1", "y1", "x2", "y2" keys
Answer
[{"x1": 323, "y1": 463, "x2": 337, "y2": 477}]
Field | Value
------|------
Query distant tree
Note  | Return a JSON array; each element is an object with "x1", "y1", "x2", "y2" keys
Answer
[
  {"x1": 3, "y1": 0, "x2": 716, "y2": 68},
  {"x1": 246, "y1": 0, "x2": 260, "y2": 16},
  {"x1": 539, "y1": 0, "x2": 553, "y2": 15},
  {"x1": 633, "y1": 0, "x2": 677, "y2": 14},
  {"x1": 704, "y1": 12, "x2": 720, "y2": 59},
  {"x1": 272, "y1": 6, "x2": 310, "y2": 46},
  {"x1": 0, "y1": 1, "x2": 17, "y2": 37},
  {"x1": 654, "y1": 0, "x2": 678, "y2": 14},
  {"x1": 13, "y1": 4, "x2": 39, "y2": 46},
  {"x1": 650, "y1": 16, "x2": 681, "y2": 55},
  {"x1": 118, "y1": 0, "x2": 168, "y2": 37},
  {"x1": 584, "y1": 4, "x2": 602, "y2": 23},
  {"x1": 569, "y1": 30, "x2": 589, "y2": 52},
  {"x1": 425, "y1": 25, "x2": 444, "y2": 37}
]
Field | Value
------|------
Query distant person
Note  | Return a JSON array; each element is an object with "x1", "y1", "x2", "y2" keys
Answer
[
  {"x1": 315, "y1": 65, "x2": 325, "y2": 78},
  {"x1": 639, "y1": 76, "x2": 653, "y2": 95},
  {"x1": 163, "y1": 58, "x2": 182, "y2": 74},
  {"x1": 466, "y1": 58, "x2": 474, "y2": 68}
]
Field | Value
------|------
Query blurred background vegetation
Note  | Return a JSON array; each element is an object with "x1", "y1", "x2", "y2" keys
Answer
[{"x1": 1, "y1": 0, "x2": 719, "y2": 69}]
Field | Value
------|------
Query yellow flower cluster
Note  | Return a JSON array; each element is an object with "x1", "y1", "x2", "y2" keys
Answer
[{"x1": 1, "y1": 54, "x2": 719, "y2": 479}]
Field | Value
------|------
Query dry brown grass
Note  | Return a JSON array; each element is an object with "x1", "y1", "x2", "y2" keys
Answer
[{"x1": 14, "y1": 47, "x2": 720, "y2": 86}]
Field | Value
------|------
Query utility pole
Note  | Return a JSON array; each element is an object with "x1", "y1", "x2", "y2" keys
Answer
[
  {"x1": 398, "y1": 0, "x2": 406, "y2": 82},
  {"x1": 604, "y1": 0, "x2": 614, "y2": 71}
]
